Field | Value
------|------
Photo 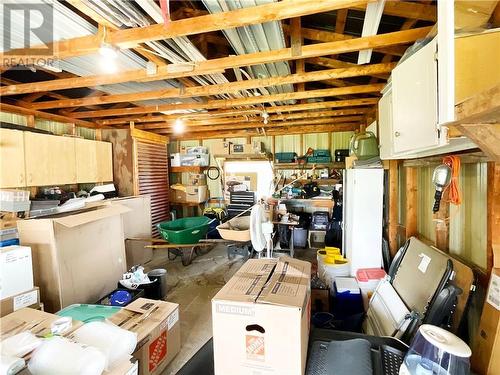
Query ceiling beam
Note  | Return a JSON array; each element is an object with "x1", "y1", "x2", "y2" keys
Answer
[
  {"x1": 67, "y1": 84, "x2": 384, "y2": 118},
  {"x1": 0, "y1": 103, "x2": 97, "y2": 128},
  {"x1": 283, "y1": 24, "x2": 408, "y2": 56},
  {"x1": 173, "y1": 123, "x2": 360, "y2": 139},
  {"x1": 159, "y1": 116, "x2": 364, "y2": 134},
  {"x1": 99, "y1": 107, "x2": 370, "y2": 126},
  {"x1": 30, "y1": 62, "x2": 395, "y2": 110},
  {"x1": 353, "y1": 1, "x2": 436, "y2": 22},
  {"x1": 1, "y1": 0, "x2": 370, "y2": 63},
  {"x1": 307, "y1": 56, "x2": 389, "y2": 79},
  {"x1": 0, "y1": 27, "x2": 430, "y2": 97}
]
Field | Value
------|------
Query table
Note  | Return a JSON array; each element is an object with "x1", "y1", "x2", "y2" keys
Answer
[{"x1": 273, "y1": 220, "x2": 299, "y2": 257}]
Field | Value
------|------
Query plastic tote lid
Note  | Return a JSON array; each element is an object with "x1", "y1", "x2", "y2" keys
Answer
[
  {"x1": 419, "y1": 325, "x2": 471, "y2": 358},
  {"x1": 356, "y1": 268, "x2": 387, "y2": 282}
]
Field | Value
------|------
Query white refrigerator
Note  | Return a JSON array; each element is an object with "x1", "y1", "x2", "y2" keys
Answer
[{"x1": 343, "y1": 168, "x2": 384, "y2": 276}]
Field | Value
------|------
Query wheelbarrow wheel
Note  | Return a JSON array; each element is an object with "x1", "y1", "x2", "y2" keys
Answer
[{"x1": 181, "y1": 247, "x2": 195, "y2": 266}]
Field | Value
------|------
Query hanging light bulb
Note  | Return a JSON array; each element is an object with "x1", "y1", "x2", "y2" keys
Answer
[
  {"x1": 99, "y1": 42, "x2": 119, "y2": 59},
  {"x1": 173, "y1": 119, "x2": 185, "y2": 134}
]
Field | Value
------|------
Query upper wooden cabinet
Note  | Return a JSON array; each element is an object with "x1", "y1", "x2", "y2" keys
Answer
[
  {"x1": 0, "y1": 129, "x2": 26, "y2": 188},
  {"x1": 75, "y1": 138, "x2": 113, "y2": 183},
  {"x1": 24, "y1": 132, "x2": 77, "y2": 186}
]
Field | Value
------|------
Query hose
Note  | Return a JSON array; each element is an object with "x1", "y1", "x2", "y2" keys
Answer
[{"x1": 442, "y1": 155, "x2": 461, "y2": 206}]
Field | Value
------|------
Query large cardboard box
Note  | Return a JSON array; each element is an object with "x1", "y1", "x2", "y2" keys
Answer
[
  {"x1": 472, "y1": 268, "x2": 500, "y2": 375},
  {"x1": 455, "y1": 30, "x2": 500, "y2": 104},
  {"x1": 109, "y1": 197, "x2": 153, "y2": 268},
  {"x1": 212, "y1": 140, "x2": 231, "y2": 155},
  {"x1": 1, "y1": 287, "x2": 40, "y2": 317},
  {"x1": 16, "y1": 205, "x2": 129, "y2": 312},
  {"x1": 109, "y1": 298, "x2": 181, "y2": 375},
  {"x1": 169, "y1": 187, "x2": 187, "y2": 203},
  {"x1": 186, "y1": 185, "x2": 208, "y2": 203},
  {"x1": 0, "y1": 245, "x2": 33, "y2": 299},
  {"x1": 212, "y1": 257, "x2": 311, "y2": 375},
  {"x1": 0, "y1": 307, "x2": 82, "y2": 338}
]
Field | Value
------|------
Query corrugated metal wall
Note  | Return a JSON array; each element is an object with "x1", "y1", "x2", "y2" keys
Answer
[
  {"x1": 399, "y1": 162, "x2": 488, "y2": 269},
  {"x1": 1, "y1": 111, "x2": 95, "y2": 139}
]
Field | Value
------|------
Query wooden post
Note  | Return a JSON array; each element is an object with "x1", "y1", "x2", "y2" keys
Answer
[
  {"x1": 26, "y1": 115, "x2": 35, "y2": 128},
  {"x1": 487, "y1": 162, "x2": 500, "y2": 272},
  {"x1": 388, "y1": 160, "x2": 400, "y2": 257},
  {"x1": 95, "y1": 128, "x2": 102, "y2": 141},
  {"x1": 405, "y1": 167, "x2": 418, "y2": 239}
]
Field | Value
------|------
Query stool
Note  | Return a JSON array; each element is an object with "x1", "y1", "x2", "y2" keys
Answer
[{"x1": 308, "y1": 230, "x2": 327, "y2": 249}]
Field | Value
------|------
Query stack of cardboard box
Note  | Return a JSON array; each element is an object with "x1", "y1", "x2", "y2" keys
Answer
[
  {"x1": 0, "y1": 297, "x2": 181, "y2": 375},
  {"x1": 0, "y1": 245, "x2": 41, "y2": 317}
]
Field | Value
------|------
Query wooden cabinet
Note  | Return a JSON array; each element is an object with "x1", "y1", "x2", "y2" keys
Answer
[
  {"x1": 75, "y1": 138, "x2": 113, "y2": 183},
  {"x1": 24, "y1": 132, "x2": 76, "y2": 186},
  {"x1": 0, "y1": 129, "x2": 26, "y2": 188}
]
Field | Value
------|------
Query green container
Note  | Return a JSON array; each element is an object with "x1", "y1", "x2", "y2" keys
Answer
[
  {"x1": 157, "y1": 216, "x2": 214, "y2": 244},
  {"x1": 57, "y1": 304, "x2": 120, "y2": 323},
  {"x1": 275, "y1": 152, "x2": 297, "y2": 163},
  {"x1": 307, "y1": 156, "x2": 332, "y2": 163},
  {"x1": 313, "y1": 149, "x2": 330, "y2": 157},
  {"x1": 349, "y1": 131, "x2": 379, "y2": 160}
]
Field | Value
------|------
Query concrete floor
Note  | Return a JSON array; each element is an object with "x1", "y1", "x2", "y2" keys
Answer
[
  {"x1": 144, "y1": 244, "x2": 245, "y2": 375},
  {"x1": 144, "y1": 244, "x2": 316, "y2": 375}
]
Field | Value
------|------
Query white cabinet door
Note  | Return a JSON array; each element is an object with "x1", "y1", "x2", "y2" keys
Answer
[
  {"x1": 378, "y1": 87, "x2": 394, "y2": 160},
  {"x1": 392, "y1": 38, "x2": 438, "y2": 154}
]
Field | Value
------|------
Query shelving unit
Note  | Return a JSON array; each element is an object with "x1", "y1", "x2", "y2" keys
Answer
[{"x1": 213, "y1": 154, "x2": 271, "y2": 161}]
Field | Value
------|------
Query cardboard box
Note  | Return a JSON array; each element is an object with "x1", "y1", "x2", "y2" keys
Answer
[
  {"x1": 0, "y1": 307, "x2": 81, "y2": 338},
  {"x1": 212, "y1": 257, "x2": 311, "y2": 375},
  {"x1": 170, "y1": 153, "x2": 181, "y2": 167},
  {"x1": 0, "y1": 245, "x2": 33, "y2": 299},
  {"x1": 230, "y1": 144, "x2": 253, "y2": 154},
  {"x1": 212, "y1": 140, "x2": 231, "y2": 155},
  {"x1": 180, "y1": 153, "x2": 209, "y2": 167},
  {"x1": 109, "y1": 298, "x2": 181, "y2": 375},
  {"x1": 109, "y1": 197, "x2": 153, "y2": 268},
  {"x1": 188, "y1": 173, "x2": 207, "y2": 186},
  {"x1": 186, "y1": 185, "x2": 208, "y2": 203},
  {"x1": 345, "y1": 155, "x2": 357, "y2": 169},
  {"x1": 16, "y1": 205, "x2": 129, "y2": 313},
  {"x1": 105, "y1": 357, "x2": 139, "y2": 375},
  {"x1": 169, "y1": 187, "x2": 187, "y2": 203},
  {"x1": 472, "y1": 268, "x2": 500, "y2": 375},
  {"x1": 455, "y1": 30, "x2": 500, "y2": 104},
  {"x1": 1, "y1": 287, "x2": 40, "y2": 317}
]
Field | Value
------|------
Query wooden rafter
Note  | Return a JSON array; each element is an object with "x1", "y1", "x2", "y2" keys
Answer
[
  {"x1": 0, "y1": 27, "x2": 431, "y2": 96},
  {"x1": 66, "y1": 84, "x2": 384, "y2": 119},
  {"x1": 29, "y1": 63, "x2": 395, "y2": 110}
]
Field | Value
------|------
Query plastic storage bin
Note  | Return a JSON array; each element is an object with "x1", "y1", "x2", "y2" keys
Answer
[
  {"x1": 157, "y1": 216, "x2": 214, "y2": 244},
  {"x1": 275, "y1": 152, "x2": 297, "y2": 163},
  {"x1": 356, "y1": 268, "x2": 387, "y2": 310},
  {"x1": 57, "y1": 304, "x2": 121, "y2": 322},
  {"x1": 293, "y1": 228, "x2": 308, "y2": 248},
  {"x1": 332, "y1": 277, "x2": 364, "y2": 319}
]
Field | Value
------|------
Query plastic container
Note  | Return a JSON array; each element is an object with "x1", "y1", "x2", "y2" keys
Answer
[
  {"x1": 275, "y1": 152, "x2": 297, "y2": 163},
  {"x1": 333, "y1": 278, "x2": 364, "y2": 319},
  {"x1": 349, "y1": 131, "x2": 379, "y2": 160},
  {"x1": 57, "y1": 304, "x2": 121, "y2": 323},
  {"x1": 313, "y1": 149, "x2": 330, "y2": 157},
  {"x1": 96, "y1": 288, "x2": 144, "y2": 307},
  {"x1": 293, "y1": 228, "x2": 308, "y2": 248},
  {"x1": 157, "y1": 216, "x2": 214, "y2": 244},
  {"x1": 317, "y1": 250, "x2": 350, "y2": 287},
  {"x1": 217, "y1": 216, "x2": 251, "y2": 242},
  {"x1": 148, "y1": 269, "x2": 168, "y2": 300},
  {"x1": 306, "y1": 156, "x2": 332, "y2": 163},
  {"x1": 356, "y1": 268, "x2": 387, "y2": 310}
]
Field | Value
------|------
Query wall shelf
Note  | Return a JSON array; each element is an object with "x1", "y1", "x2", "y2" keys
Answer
[
  {"x1": 213, "y1": 154, "x2": 271, "y2": 161},
  {"x1": 170, "y1": 166, "x2": 208, "y2": 173},
  {"x1": 274, "y1": 162, "x2": 345, "y2": 170}
]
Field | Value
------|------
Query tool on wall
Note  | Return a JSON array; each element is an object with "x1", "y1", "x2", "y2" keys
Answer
[{"x1": 432, "y1": 164, "x2": 452, "y2": 213}]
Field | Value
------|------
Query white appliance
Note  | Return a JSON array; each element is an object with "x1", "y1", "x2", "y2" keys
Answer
[{"x1": 342, "y1": 169, "x2": 383, "y2": 276}]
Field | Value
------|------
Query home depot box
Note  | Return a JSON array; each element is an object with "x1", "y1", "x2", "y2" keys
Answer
[
  {"x1": 16, "y1": 204, "x2": 129, "y2": 313},
  {"x1": 0, "y1": 245, "x2": 33, "y2": 299},
  {"x1": 105, "y1": 357, "x2": 139, "y2": 375},
  {"x1": 109, "y1": 298, "x2": 181, "y2": 375},
  {"x1": 186, "y1": 185, "x2": 208, "y2": 203},
  {"x1": 472, "y1": 268, "x2": 500, "y2": 375},
  {"x1": 170, "y1": 186, "x2": 187, "y2": 203},
  {"x1": 0, "y1": 307, "x2": 82, "y2": 339},
  {"x1": 212, "y1": 140, "x2": 231, "y2": 155},
  {"x1": 1, "y1": 287, "x2": 40, "y2": 317},
  {"x1": 212, "y1": 257, "x2": 311, "y2": 375}
]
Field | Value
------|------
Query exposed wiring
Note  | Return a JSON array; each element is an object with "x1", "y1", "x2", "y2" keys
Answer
[{"x1": 442, "y1": 155, "x2": 462, "y2": 206}]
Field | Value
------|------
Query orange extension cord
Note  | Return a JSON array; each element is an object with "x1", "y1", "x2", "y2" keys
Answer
[{"x1": 442, "y1": 155, "x2": 462, "y2": 206}]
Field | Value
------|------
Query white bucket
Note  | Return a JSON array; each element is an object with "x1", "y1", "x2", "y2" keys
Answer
[{"x1": 317, "y1": 253, "x2": 350, "y2": 288}]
